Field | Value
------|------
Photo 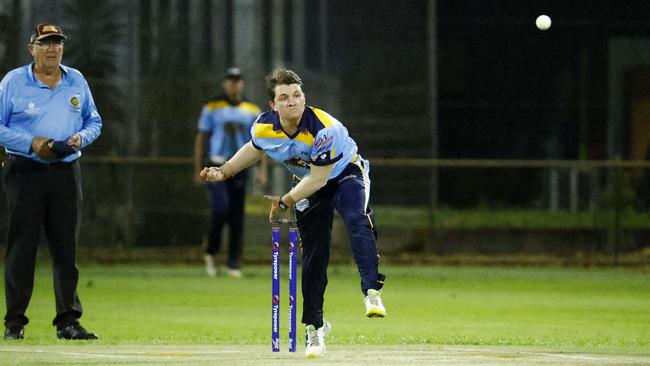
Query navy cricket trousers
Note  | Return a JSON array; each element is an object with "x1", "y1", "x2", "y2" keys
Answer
[
  {"x1": 205, "y1": 170, "x2": 247, "y2": 269},
  {"x1": 296, "y1": 158, "x2": 384, "y2": 328}
]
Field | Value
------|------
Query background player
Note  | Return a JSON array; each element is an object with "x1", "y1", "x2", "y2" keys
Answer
[{"x1": 193, "y1": 67, "x2": 266, "y2": 278}]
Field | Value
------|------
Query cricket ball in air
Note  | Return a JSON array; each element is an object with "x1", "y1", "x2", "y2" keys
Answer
[{"x1": 535, "y1": 15, "x2": 552, "y2": 31}]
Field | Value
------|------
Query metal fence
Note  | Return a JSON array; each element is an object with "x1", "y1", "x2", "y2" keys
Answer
[{"x1": 1, "y1": 157, "x2": 649, "y2": 262}]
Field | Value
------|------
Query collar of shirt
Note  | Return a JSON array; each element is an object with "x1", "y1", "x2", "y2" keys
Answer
[
  {"x1": 271, "y1": 108, "x2": 310, "y2": 134},
  {"x1": 27, "y1": 62, "x2": 69, "y2": 88}
]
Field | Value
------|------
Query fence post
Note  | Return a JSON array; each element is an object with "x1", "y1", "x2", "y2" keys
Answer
[
  {"x1": 570, "y1": 167, "x2": 579, "y2": 212},
  {"x1": 549, "y1": 168, "x2": 559, "y2": 212}
]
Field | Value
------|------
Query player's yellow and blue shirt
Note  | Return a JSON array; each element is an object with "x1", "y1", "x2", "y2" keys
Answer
[
  {"x1": 198, "y1": 97, "x2": 261, "y2": 161},
  {"x1": 250, "y1": 106, "x2": 358, "y2": 179},
  {"x1": 0, "y1": 63, "x2": 102, "y2": 163}
]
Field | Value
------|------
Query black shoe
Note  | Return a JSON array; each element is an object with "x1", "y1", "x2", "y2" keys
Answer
[
  {"x1": 56, "y1": 323, "x2": 98, "y2": 340},
  {"x1": 4, "y1": 325, "x2": 24, "y2": 340}
]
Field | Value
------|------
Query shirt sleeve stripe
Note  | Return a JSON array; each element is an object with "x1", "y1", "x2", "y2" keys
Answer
[
  {"x1": 251, "y1": 139, "x2": 263, "y2": 150},
  {"x1": 311, "y1": 153, "x2": 343, "y2": 166}
]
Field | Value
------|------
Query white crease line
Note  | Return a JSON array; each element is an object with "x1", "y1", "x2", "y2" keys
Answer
[
  {"x1": 0, "y1": 348, "x2": 240, "y2": 360},
  {"x1": 445, "y1": 347, "x2": 612, "y2": 361},
  {"x1": 518, "y1": 352, "x2": 603, "y2": 361}
]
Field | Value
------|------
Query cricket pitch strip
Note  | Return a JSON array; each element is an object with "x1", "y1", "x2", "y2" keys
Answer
[{"x1": 1, "y1": 344, "x2": 649, "y2": 365}]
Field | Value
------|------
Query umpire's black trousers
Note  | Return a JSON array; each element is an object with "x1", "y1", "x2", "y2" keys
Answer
[{"x1": 2, "y1": 156, "x2": 84, "y2": 329}]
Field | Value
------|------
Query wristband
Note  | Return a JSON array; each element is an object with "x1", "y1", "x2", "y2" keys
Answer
[{"x1": 278, "y1": 197, "x2": 289, "y2": 211}]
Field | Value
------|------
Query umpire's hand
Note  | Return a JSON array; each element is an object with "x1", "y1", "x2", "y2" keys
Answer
[
  {"x1": 67, "y1": 133, "x2": 82, "y2": 150},
  {"x1": 31, "y1": 137, "x2": 57, "y2": 159}
]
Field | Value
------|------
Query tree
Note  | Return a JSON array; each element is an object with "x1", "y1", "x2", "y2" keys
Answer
[{"x1": 63, "y1": 0, "x2": 127, "y2": 155}]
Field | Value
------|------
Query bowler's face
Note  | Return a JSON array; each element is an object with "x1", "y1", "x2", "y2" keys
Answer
[{"x1": 270, "y1": 84, "x2": 305, "y2": 122}]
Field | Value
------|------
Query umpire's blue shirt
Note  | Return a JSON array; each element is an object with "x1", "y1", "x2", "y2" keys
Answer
[{"x1": 0, "y1": 63, "x2": 102, "y2": 163}]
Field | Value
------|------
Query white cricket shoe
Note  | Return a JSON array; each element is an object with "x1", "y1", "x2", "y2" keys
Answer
[
  {"x1": 364, "y1": 289, "x2": 386, "y2": 318},
  {"x1": 305, "y1": 320, "x2": 331, "y2": 358},
  {"x1": 226, "y1": 268, "x2": 242, "y2": 278},
  {"x1": 204, "y1": 255, "x2": 217, "y2": 277}
]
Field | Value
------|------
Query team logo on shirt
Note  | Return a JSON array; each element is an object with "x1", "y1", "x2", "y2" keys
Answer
[
  {"x1": 69, "y1": 94, "x2": 81, "y2": 111},
  {"x1": 66, "y1": 93, "x2": 81, "y2": 112},
  {"x1": 315, "y1": 135, "x2": 333, "y2": 148},
  {"x1": 25, "y1": 102, "x2": 39, "y2": 114}
]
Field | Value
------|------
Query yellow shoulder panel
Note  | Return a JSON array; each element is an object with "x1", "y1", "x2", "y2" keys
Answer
[
  {"x1": 310, "y1": 107, "x2": 335, "y2": 127},
  {"x1": 254, "y1": 123, "x2": 285, "y2": 139},
  {"x1": 206, "y1": 100, "x2": 229, "y2": 111},
  {"x1": 239, "y1": 102, "x2": 261, "y2": 115},
  {"x1": 254, "y1": 123, "x2": 315, "y2": 146},
  {"x1": 294, "y1": 131, "x2": 315, "y2": 146}
]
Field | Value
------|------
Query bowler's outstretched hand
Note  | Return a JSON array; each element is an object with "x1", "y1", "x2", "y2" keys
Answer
[{"x1": 200, "y1": 166, "x2": 228, "y2": 182}]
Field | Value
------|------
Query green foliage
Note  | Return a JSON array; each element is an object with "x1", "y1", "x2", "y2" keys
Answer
[
  {"x1": 134, "y1": 1, "x2": 215, "y2": 157},
  {"x1": 0, "y1": 13, "x2": 10, "y2": 73},
  {"x1": 0, "y1": 3, "x2": 19, "y2": 75},
  {"x1": 593, "y1": 169, "x2": 638, "y2": 259}
]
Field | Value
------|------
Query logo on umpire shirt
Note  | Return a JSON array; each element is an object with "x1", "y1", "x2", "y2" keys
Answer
[
  {"x1": 26, "y1": 102, "x2": 39, "y2": 115},
  {"x1": 69, "y1": 94, "x2": 81, "y2": 111}
]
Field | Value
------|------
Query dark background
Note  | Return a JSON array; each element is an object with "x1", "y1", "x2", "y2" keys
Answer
[{"x1": 1, "y1": 0, "x2": 650, "y2": 249}]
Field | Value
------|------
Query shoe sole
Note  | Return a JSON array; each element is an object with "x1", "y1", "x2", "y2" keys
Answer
[
  {"x1": 56, "y1": 332, "x2": 98, "y2": 340},
  {"x1": 57, "y1": 335, "x2": 98, "y2": 340},
  {"x1": 306, "y1": 347, "x2": 326, "y2": 358},
  {"x1": 365, "y1": 309, "x2": 386, "y2": 318}
]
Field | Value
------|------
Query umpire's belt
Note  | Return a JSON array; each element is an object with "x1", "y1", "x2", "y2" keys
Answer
[{"x1": 7, "y1": 155, "x2": 75, "y2": 171}]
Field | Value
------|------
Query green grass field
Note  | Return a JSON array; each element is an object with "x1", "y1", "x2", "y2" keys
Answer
[{"x1": 1, "y1": 263, "x2": 650, "y2": 365}]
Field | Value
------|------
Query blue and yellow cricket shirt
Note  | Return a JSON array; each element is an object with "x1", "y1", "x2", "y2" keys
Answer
[
  {"x1": 0, "y1": 63, "x2": 102, "y2": 163},
  {"x1": 250, "y1": 106, "x2": 358, "y2": 179},
  {"x1": 198, "y1": 97, "x2": 261, "y2": 161}
]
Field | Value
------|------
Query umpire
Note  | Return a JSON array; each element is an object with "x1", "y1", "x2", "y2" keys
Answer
[{"x1": 0, "y1": 23, "x2": 101, "y2": 340}]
